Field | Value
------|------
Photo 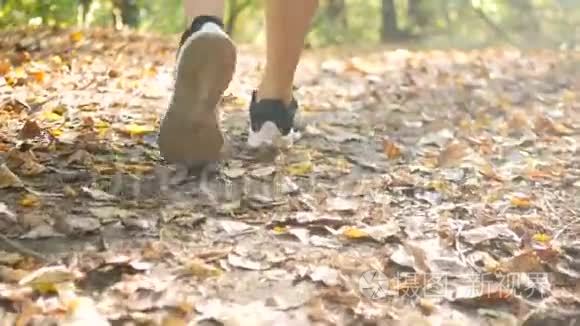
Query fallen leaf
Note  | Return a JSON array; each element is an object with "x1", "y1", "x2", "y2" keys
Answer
[
  {"x1": 287, "y1": 228, "x2": 310, "y2": 244},
  {"x1": 89, "y1": 206, "x2": 135, "y2": 223},
  {"x1": 0, "y1": 265, "x2": 28, "y2": 283},
  {"x1": 342, "y1": 226, "x2": 368, "y2": 239},
  {"x1": 66, "y1": 149, "x2": 93, "y2": 166},
  {"x1": 19, "y1": 265, "x2": 77, "y2": 292},
  {"x1": 0, "y1": 202, "x2": 17, "y2": 222},
  {"x1": 438, "y1": 141, "x2": 469, "y2": 167},
  {"x1": 418, "y1": 128, "x2": 454, "y2": 147},
  {"x1": 81, "y1": 186, "x2": 116, "y2": 201},
  {"x1": 28, "y1": 70, "x2": 45, "y2": 83},
  {"x1": 0, "y1": 60, "x2": 11, "y2": 76},
  {"x1": 309, "y1": 235, "x2": 342, "y2": 249},
  {"x1": 461, "y1": 224, "x2": 521, "y2": 245},
  {"x1": 116, "y1": 123, "x2": 155, "y2": 137},
  {"x1": 532, "y1": 233, "x2": 551, "y2": 244},
  {"x1": 19, "y1": 194, "x2": 41, "y2": 208},
  {"x1": 57, "y1": 216, "x2": 101, "y2": 235},
  {"x1": 181, "y1": 259, "x2": 222, "y2": 279},
  {"x1": 272, "y1": 225, "x2": 288, "y2": 234},
  {"x1": 309, "y1": 265, "x2": 341, "y2": 287},
  {"x1": 326, "y1": 197, "x2": 359, "y2": 212},
  {"x1": 286, "y1": 161, "x2": 313, "y2": 176},
  {"x1": 250, "y1": 166, "x2": 276, "y2": 178},
  {"x1": 509, "y1": 193, "x2": 532, "y2": 209},
  {"x1": 219, "y1": 220, "x2": 255, "y2": 235},
  {"x1": 223, "y1": 167, "x2": 246, "y2": 178},
  {"x1": 64, "y1": 296, "x2": 110, "y2": 326},
  {"x1": 63, "y1": 185, "x2": 78, "y2": 198},
  {"x1": 19, "y1": 120, "x2": 42, "y2": 139},
  {"x1": 0, "y1": 164, "x2": 24, "y2": 188},
  {"x1": 341, "y1": 224, "x2": 399, "y2": 243},
  {"x1": 20, "y1": 224, "x2": 64, "y2": 239},
  {"x1": 382, "y1": 138, "x2": 403, "y2": 159},
  {"x1": 227, "y1": 254, "x2": 270, "y2": 271},
  {"x1": 499, "y1": 250, "x2": 544, "y2": 273},
  {"x1": 69, "y1": 31, "x2": 84, "y2": 43}
]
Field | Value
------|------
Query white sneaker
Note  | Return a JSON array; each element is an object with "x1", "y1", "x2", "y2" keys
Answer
[
  {"x1": 247, "y1": 91, "x2": 300, "y2": 149},
  {"x1": 158, "y1": 16, "x2": 236, "y2": 167}
]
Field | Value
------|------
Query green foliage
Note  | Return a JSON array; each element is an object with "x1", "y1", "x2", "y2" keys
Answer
[{"x1": 0, "y1": 0, "x2": 579, "y2": 48}]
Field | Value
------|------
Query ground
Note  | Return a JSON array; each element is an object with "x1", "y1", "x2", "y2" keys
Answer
[{"x1": 0, "y1": 27, "x2": 579, "y2": 325}]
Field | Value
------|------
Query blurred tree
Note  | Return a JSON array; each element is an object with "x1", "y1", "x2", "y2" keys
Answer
[
  {"x1": 112, "y1": 0, "x2": 140, "y2": 28},
  {"x1": 225, "y1": 0, "x2": 253, "y2": 36},
  {"x1": 0, "y1": 0, "x2": 578, "y2": 49},
  {"x1": 380, "y1": 0, "x2": 400, "y2": 42}
]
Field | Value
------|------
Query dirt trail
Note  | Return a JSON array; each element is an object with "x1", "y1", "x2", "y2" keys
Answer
[{"x1": 0, "y1": 27, "x2": 579, "y2": 325}]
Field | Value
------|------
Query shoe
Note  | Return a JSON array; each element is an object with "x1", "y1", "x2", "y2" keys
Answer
[
  {"x1": 247, "y1": 91, "x2": 300, "y2": 149},
  {"x1": 158, "y1": 16, "x2": 236, "y2": 167}
]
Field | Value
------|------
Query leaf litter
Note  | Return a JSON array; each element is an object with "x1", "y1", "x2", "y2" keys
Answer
[{"x1": 0, "y1": 27, "x2": 579, "y2": 325}]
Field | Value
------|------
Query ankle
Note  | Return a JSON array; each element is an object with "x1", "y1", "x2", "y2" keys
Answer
[
  {"x1": 190, "y1": 15, "x2": 224, "y2": 30},
  {"x1": 256, "y1": 86, "x2": 293, "y2": 107}
]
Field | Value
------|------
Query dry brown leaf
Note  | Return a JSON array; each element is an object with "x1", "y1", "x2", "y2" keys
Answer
[
  {"x1": 382, "y1": 138, "x2": 403, "y2": 160},
  {"x1": 182, "y1": 259, "x2": 222, "y2": 279},
  {"x1": 438, "y1": 141, "x2": 469, "y2": 167},
  {"x1": 0, "y1": 163, "x2": 24, "y2": 189},
  {"x1": 19, "y1": 120, "x2": 42, "y2": 139},
  {"x1": 499, "y1": 250, "x2": 544, "y2": 273},
  {"x1": 227, "y1": 254, "x2": 270, "y2": 271}
]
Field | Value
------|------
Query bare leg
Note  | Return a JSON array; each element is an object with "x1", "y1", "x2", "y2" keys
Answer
[
  {"x1": 183, "y1": 0, "x2": 225, "y2": 22},
  {"x1": 258, "y1": 0, "x2": 319, "y2": 105}
]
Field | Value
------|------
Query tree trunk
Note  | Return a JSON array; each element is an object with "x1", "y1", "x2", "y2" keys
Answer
[
  {"x1": 381, "y1": 0, "x2": 399, "y2": 42},
  {"x1": 408, "y1": 0, "x2": 429, "y2": 29},
  {"x1": 119, "y1": 0, "x2": 139, "y2": 28},
  {"x1": 326, "y1": 0, "x2": 347, "y2": 30}
]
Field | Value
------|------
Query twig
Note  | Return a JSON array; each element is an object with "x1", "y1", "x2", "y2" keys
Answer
[
  {"x1": 0, "y1": 233, "x2": 47, "y2": 262},
  {"x1": 554, "y1": 216, "x2": 580, "y2": 241},
  {"x1": 455, "y1": 223, "x2": 479, "y2": 272}
]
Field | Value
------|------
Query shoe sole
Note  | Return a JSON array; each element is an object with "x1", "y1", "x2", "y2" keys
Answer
[
  {"x1": 247, "y1": 121, "x2": 298, "y2": 149},
  {"x1": 158, "y1": 23, "x2": 236, "y2": 167}
]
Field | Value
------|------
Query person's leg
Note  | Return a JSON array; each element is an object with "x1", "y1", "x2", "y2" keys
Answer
[
  {"x1": 258, "y1": 0, "x2": 318, "y2": 105},
  {"x1": 158, "y1": 0, "x2": 235, "y2": 166},
  {"x1": 248, "y1": 0, "x2": 318, "y2": 148},
  {"x1": 183, "y1": 0, "x2": 224, "y2": 22}
]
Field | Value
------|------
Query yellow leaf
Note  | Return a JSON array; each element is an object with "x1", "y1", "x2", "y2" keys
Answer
[
  {"x1": 52, "y1": 105, "x2": 67, "y2": 116},
  {"x1": 343, "y1": 227, "x2": 368, "y2": 239},
  {"x1": 69, "y1": 31, "x2": 84, "y2": 43},
  {"x1": 272, "y1": 226, "x2": 288, "y2": 234},
  {"x1": 510, "y1": 194, "x2": 531, "y2": 209},
  {"x1": 184, "y1": 259, "x2": 222, "y2": 279},
  {"x1": 119, "y1": 124, "x2": 155, "y2": 137},
  {"x1": 50, "y1": 127, "x2": 63, "y2": 137},
  {"x1": 532, "y1": 233, "x2": 551, "y2": 244},
  {"x1": 562, "y1": 90, "x2": 576, "y2": 103},
  {"x1": 63, "y1": 185, "x2": 78, "y2": 198},
  {"x1": 19, "y1": 194, "x2": 40, "y2": 208},
  {"x1": 286, "y1": 161, "x2": 313, "y2": 176},
  {"x1": 41, "y1": 111, "x2": 63, "y2": 122},
  {"x1": 12, "y1": 66, "x2": 27, "y2": 79}
]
